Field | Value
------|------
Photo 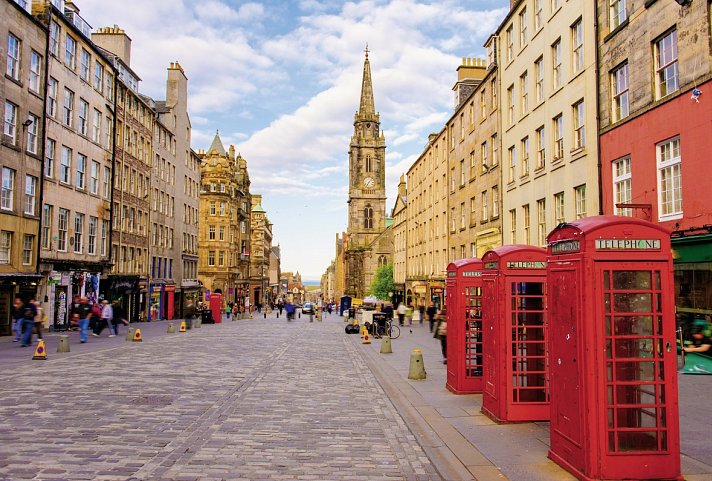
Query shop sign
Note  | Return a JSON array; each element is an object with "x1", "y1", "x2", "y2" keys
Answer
[
  {"x1": 48, "y1": 272, "x2": 62, "y2": 285},
  {"x1": 484, "y1": 262, "x2": 499, "y2": 269},
  {"x1": 551, "y1": 240, "x2": 581, "y2": 253},
  {"x1": 414, "y1": 285, "x2": 427, "y2": 294},
  {"x1": 595, "y1": 239, "x2": 660, "y2": 250},
  {"x1": 506, "y1": 261, "x2": 547, "y2": 269}
]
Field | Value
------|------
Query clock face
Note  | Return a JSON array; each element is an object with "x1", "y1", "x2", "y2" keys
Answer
[{"x1": 363, "y1": 177, "x2": 375, "y2": 188}]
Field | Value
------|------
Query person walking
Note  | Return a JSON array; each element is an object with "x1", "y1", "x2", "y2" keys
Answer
[
  {"x1": 92, "y1": 300, "x2": 113, "y2": 337},
  {"x1": 12, "y1": 297, "x2": 24, "y2": 342},
  {"x1": 19, "y1": 300, "x2": 37, "y2": 347},
  {"x1": 184, "y1": 300, "x2": 196, "y2": 329},
  {"x1": 426, "y1": 302, "x2": 438, "y2": 332},
  {"x1": 232, "y1": 304, "x2": 239, "y2": 320},
  {"x1": 225, "y1": 304, "x2": 231, "y2": 321},
  {"x1": 396, "y1": 302, "x2": 407, "y2": 326},
  {"x1": 77, "y1": 297, "x2": 92, "y2": 343},
  {"x1": 285, "y1": 301, "x2": 295, "y2": 321},
  {"x1": 277, "y1": 299, "x2": 284, "y2": 317},
  {"x1": 433, "y1": 306, "x2": 448, "y2": 364},
  {"x1": 412, "y1": 305, "x2": 421, "y2": 325},
  {"x1": 32, "y1": 298, "x2": 45, "y2": 341},
  {"x1": 111, "y1": 300, "x2": 128, "y2": 335}
]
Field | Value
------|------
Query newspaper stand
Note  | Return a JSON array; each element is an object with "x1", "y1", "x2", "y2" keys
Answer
[
  {"x1": 445, "y1": 258, "x2": 484, "y2": 393},
  {"x1": 546, "y1": 215, "x2": 681, "y2": 481},
  {"x1": 481, "y1": 245, "x2": 549, "y2": 422}
]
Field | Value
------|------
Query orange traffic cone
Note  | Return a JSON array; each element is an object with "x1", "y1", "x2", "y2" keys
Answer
[
  {"x1": 32, "y1": 340, "x2": 47, "y2": 360},
  {"x1": 133, "y1": 328, "x2": 143, "y2": 342},
  {"x1": 362, "y1": 331, "x2": 371, "y2": 344},
  {"x1": 179, "y1": 321, "x2": 186, "y2": 332}
]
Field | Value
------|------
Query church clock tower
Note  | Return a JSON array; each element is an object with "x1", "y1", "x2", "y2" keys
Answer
[{"x1": 347, "y1": 47, "x2": 387, "y2": 245}]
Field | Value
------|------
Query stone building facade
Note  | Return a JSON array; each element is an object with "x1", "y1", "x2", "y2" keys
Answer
[
  {"x1": 0, "y1": 0, "x2": 46, "y2": 334},
  {"x1": 344, "y1": 51, "x2": 392, "y2": 298},
  {"x1": 249, "y1": 194, "x2": 272, "y2": 308},
  {"x1": 497, "y1": 0, "x2": 599, "y2": 247},
  {"x1": 390, "y1": 175, "x2": 407, "y2": 305},
  {"x1": 32, "y1": 1, "x2": 116, "y2": 328},
  {"x1": 197, "y1": 133, "x2": 251, "y2": 311},
  {"x1": 596, "y1": 0, "x2": 712, "y2": 317}
]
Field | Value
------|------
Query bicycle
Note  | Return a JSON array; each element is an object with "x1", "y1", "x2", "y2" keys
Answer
[{"x1": 373, "y1": 319, "x2": 400, "y2": 339}]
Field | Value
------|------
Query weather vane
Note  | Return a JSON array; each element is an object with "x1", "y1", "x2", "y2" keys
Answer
[{"x1": 365, "y1": 43, "x2": 369, "y2": 59}]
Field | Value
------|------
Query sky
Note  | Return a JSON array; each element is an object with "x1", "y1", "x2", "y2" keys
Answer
[{"x1": 76, "y1": 0, "x2": 509, "y2": 281}]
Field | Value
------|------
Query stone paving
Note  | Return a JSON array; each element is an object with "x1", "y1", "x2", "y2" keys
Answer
[{"x1": 0, "y1": 314, "x2": 444, "y2": 481}]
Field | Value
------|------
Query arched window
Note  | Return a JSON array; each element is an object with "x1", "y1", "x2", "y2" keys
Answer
[
  {"x1": 378, "y1": 255, "x2": 387, "y2": 267},
  {"x1": 364, "y1": 205, "x2": 373, "y2": 229},
  {"x1": 365, "y1": 154, "x2": 372, "y2": 172}
]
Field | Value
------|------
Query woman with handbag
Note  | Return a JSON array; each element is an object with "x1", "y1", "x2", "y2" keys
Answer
[{"x1": 433, "y1": 307, "x2": 447, "y2": 364}]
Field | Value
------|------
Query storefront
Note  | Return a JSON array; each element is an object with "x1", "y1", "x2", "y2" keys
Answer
[
  {"x1": 102, "y1": 275, "x2": 140, "y2": 323},
  {"x1": 149, "y1": 281, "x2": 164, "y2": 321},
  {"x1": 672, "y1": 232, "x2": 712, "y2": 333},
  {"x1": 40, "y1": 267, "x2": 101, "y2": 332},
  {"x1": 0, "y1": 275, "x2": 41, "y2": 336}
]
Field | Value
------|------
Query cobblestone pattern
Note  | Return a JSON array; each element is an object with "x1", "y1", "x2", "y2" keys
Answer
[{"x1": 0, "y1": 318, "x2": 443, "y2": 481}]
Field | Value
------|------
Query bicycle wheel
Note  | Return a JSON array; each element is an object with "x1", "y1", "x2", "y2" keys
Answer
[{"x1": 389, "y1": 323, "x2": 400, "y2": 339}]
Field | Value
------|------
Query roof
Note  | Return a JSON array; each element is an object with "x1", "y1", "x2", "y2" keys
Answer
[{"x1": 208, "y1": 132, "x2": 226, "y2": 156}]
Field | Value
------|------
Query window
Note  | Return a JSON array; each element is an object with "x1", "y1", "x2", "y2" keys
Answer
[
  {"x1": 657, "y1": 137, "x2": 682, "y2": 219},
  {"x1": 90, "y1": 161, "x2": 99, "y2": 194},
  {"x1": 21, "y1": 235, "x2": 33, "y2": 265},
  {"x1": 510, "y1": 209, "x2": 517, "y2": 243},
  {"x1": 209, "y1": 201, "x2": 216, "y2": 215},
  {"x1": 26, "y1": 114, "x2": 38, "y2": 154},
  {"x1": 88, "y1": 216, "x2": 97, "y2": 255},
  {"x1": 76, "y1": 154, "x2": 86, "y2": 189},
  {"x1": 520, "y1": 71, "x2": 529, "y2": 115},
  {"x1": 103, "y1": 166, "x2": 110, "y2": 198},
  {"x1": 492, "y1": 185, "x2": 499, "y2": 218},
  {"x1": 523, "y1": 204, "x2": 531, "y2": 244},
  {"x1": 553, "y1": 114, "x2": 563, "y2": 160},
  {"x1": 613, "y1": 157, "x2": 632, "y2": 216},
  {"x1": 64, "y1": 34, "x2": 76, "y2": 69},
  {"x1": 552, "y1": 39, "x2": 562, "y2": 90},
  {"x1": 94, "y1": 62, "x2": 104, "y2": 92},
  {"x1": 6, "y1": 34, "x2": 20, "y2": 80},
  {"x1": 537, "y1": 199, "x2": 546, "y2": 246},
  {"x1": 507, "y1": 85, "x2": 514, "y2": 126},
  {"x1": 534, "y1": 0, "x2": 543, "y2": 31},
  {"x1": 74, "y1": 213, "x2": 84, "y2": 253},
  {"x1": 24, "y1": 175, "x2": 36, "y2": 215},
  {"x1": 1, "y1": 167, "x2": 15, "y2": 211},
  {"x1": 481, "y1": 191, "x2": 489, "y2": 222},
  {"x1": 49, "y1": 20, "x2": 60, "y2": 57},
  {"x1": 655, "y1": 30, "x2": 678, "y2": 99},
  {"x1": 469, "y1": 151, "x2": 476, "y2": 178},
  {"x1": 535, "y1": 56, "x2": 544, "y2": 103},
  {"x1": 58, "y1": 208, "x2": 68, "y2": 251},
  {"x1": 63, "y1": 88, "x2": 74, "y2": 127},
  {"x1": 521, "y1": 137, "x2": 530, "y2": 177},
  {"x1": 364, "y1": 205, "x2": 373, "y2": 228},
  {"x1": 218, "y1": 251, "x2": 224, "y2": 266},
  {"x1": 554, "y1": 192, "x2": 565, "y2": 225},
  {"x1": 470, "y1": 197, "x2": 476, "y2": 225},
  {"x1": 451, "y1": 207, "x2": 456, "y2": 232},
  {"x1": 536, "y1": 126, "x2": 546, "y2": 169},
  {"x1": 219, "y1": 226, "x2": 225, "y2": 241},
  {"x1": 471, "y1": 242, "x2": 477, "y2": 258},
  {"x1": 491, "y1": 134, "x2": 498, "y2": 165},
  {"x1": 551, "y1": 0, "x2": 561, "y2": 12},
  {"x1": 506, "y1": 25, "x2": 514, "y2": 62},
  {"x1": 610, "y1": 0, "x2": 627, "y2": 30},
  {"x1": 491, "y1": 79, "x2": 497, "y2": 110},
  {"x1": 571, "y1": 19, "x2": 584, "y2": 74},
  {"x1": 78, "y1": 99, "x2": 88, "y2": 135},
  {"x1": 481, "y1": 141, "x2": 489, "y2": 170},
  {"x1": 208, "y1": 251, "x2": 215, "y2": 266},
  {"x1": 574, "y1": 184, "x2": 586, "y2": 219},
  {"x1": 3, "y1": 101, "x2": 17, "y2": 144},
  {"x1": 573, "y1": 100, "x2": 585, "y2": 149},
  {"x1": 101, "y1": 220, "x2": 108, "y2": 256},
  {"x1": 48, "y1": 77, "x2": 58, "y2": 118},
  {"x1": 460, "y1": 113, "x2": 464, "y2": 140},
  {"x1": 219, "y1": 202, "x2": 225, "y2": 216},
  {"x1": 519, "y1": 8, "x2": 528, "y2": 47},
  {"x1": 460, "y1": 159, "x2": 465, "y2": 186},
  {"x1": 45, "y1": 139, "x2": 55, "y2": 178},
  {"x1": 460, "y1": 202, "x2": 466, "y2": 229},
  {"x1": 42, "y1": 204, "x2": 52, "y2": 249},
  {"x1": 60, "y1": 146, "x2": 71, "y2": 184},
  {"x1": 480, "y1": 90, "x2": 486, "y2": 119},
  {"x1": 106, "y1": 73, "x2": 114, "y2": 101},
  {"x1": 209, "y1": 225, "x2": 215, "y2": 240},
  {"x1": 365, "y1": 154, "x2": 372, "y2": 172},
  {"x1": 0, "y1": 231, "x2": 10, "y2": 264},
  {"x1": 105, "y1": 116, "x2": 112, "y2": 149},
  {"x1": 29, "y1": 50, "x2": 42, "y2": 92},
  {"x1": 92, "y1": 109, "x2": 101, "y2": 143},
  {"x1": 80, "y1": 49, "x2": 90, "y2": 81},
  {"x1": 508, "y1": 146, "x2": 516, "y2": 183},
  {"x1": 611, "y1": 63, "x2": 629, "y2": 122}
]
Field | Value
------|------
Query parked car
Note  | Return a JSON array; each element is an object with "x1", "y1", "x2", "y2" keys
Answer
[{"x1": 302, "y1": 302, "x2": 314, "y2": 314}]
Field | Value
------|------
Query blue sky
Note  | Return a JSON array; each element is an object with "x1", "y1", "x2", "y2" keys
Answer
[{"x1": 77, "y1": 0, "x2": 509, "y2": 280}]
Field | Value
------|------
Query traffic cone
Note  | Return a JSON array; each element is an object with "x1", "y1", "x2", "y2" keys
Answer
[
  {"x1": 132, "y1": 328, "x2": 143, "y2": 342},
  {"x1": 179, "y1": 321, "x2": 186, "y2": 332},
  {"x1": 360, "y1": 325, "x2": 368, "y2": 339},
  {"x1": 362, "y1": 331, "x2": 371, "y2": 344},
  {"x1": 32, "y1": 340, "x2": 47, "y2": 360},
  {"x1": 167, "y1": 323, "x2": 175, "y2": 333}
]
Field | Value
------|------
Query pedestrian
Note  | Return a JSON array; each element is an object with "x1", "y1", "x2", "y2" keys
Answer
[
  {"x1": 184, "y1": 300, "x2": 195, "y2": 329},
  {"x1": 285, "y1": 301, "x2": 295, "y2": 321},
  {"x1": 412, "y1": 304, "x2": 421, "y2": 325},
  {"x1": 433, "y1": 306, "x2": 448, "y2": 364},
  {"x1": 77, "y1": 297, "x2": 92, "y2": 343},
  {"x1": 232, "y1": 304, "x2": 239, "y2": 320},
  {"x1": 92, "y1": 300, "x2": 113, "y2": 337},
  {"x1": 398, "y1": 302, "x2": 407, "y2": 326},
  {"x1": 32, "y1": 298, "x2": 45, "y2": 341},
  {"x1": 19, "y1": 300, "x2": 37, "y2": 347},
  {"x1": 277, "y1": 299, "x2": 284, "y2": 317},
  {"x1": 426, "y1": 302, "x2": 437, "y2": 333},
  {"x1": 418, "y1": 304, "x2": 425, "y2": 325},
  {"x1": 111, "y1": 300, "x2": 128, "y2": 335},
  {"x1": 11, "y1": 296, "x2": 24, "y2": 342},
  {"x1": 225, "y1": 304, "x2": 231, "y2": 321}
]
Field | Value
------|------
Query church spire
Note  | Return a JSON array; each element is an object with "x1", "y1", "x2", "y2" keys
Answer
[
  {"x1": 358, "y1": 45, "x2": 376, "y2": 117},
  {"x1": 208, "y1": 130, "x2": 226, "y2": 156}
]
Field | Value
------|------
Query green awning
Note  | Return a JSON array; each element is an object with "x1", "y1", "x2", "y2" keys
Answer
[{"x1": 672, "y1": 233, "x2": 712, "y2": 264}]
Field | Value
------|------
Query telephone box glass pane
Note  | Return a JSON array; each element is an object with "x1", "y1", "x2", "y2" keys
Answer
[
  {"x1": 613, "y1": 271, "x2": 652, "y2": 289},
  {"x1": 465, "y1": 285, "x2": 483, "y2": 377}
]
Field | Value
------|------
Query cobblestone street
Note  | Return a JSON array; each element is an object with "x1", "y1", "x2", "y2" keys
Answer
[{"x1": 0, "y1": 314, "x2": 443, "y2": 481}]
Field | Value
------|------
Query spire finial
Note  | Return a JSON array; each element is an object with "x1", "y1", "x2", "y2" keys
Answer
[{"x1": 364, "y1": 43, "x2": 369, "y2": 59}]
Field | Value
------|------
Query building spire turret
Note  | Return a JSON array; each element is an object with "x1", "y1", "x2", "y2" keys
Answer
[
  {"x1": 358, "y1": 46, "x2": 376, "y2": 117},
  {"x1": 208, "y1": 130, "x2": 226, "y2": 156}
]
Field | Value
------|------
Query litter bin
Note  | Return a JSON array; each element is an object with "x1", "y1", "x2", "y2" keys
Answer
[
  {"x1": 348, "y1": 308, "x2": 356, "y2": 320},
  {"x1": 201, "y1": 309, "x2": 213, "y2": 324}
]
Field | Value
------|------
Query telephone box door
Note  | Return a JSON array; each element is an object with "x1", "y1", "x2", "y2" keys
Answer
[{"x1": 482, "y1": 277, "x2": 498, "y2": 402}]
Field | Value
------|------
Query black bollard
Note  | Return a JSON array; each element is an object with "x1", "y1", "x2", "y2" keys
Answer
[{"x1": 264, "y1": 312, "x2": 266, "y2": 319}]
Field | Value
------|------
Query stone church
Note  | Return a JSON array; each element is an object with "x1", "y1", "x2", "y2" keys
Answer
[{"x1": 344, "y1": 50, "x2": 393, "y2": 298}]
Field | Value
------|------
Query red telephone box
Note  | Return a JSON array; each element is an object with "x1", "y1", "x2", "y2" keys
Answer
[
  {"x1": 547, "y1": 215, "x2": 681, "y2": 481},
  {"x1": 446, "y1": 258, "x2": 484, "y2": 394},
  {"x1": 210, "y1": 293, "x2": 223, "y2": 324},
  {"x1": 481, "y1": 245, "x2": 549, "y2": 423}
]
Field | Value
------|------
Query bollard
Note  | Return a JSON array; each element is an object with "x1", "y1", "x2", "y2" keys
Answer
[
  {"x1": 194, "y1": 317, "x2": 202, "y2": 328},
  {"x1": 167, "y1": 323, "x2": 175, "y2": 333},
  {"x1": 380, "y1": 335, "x2": 392, "y2": 354},
  {"x1": 57, "y1": 335, "x2": 70, "y2": 353},
  {"x1": 408, "y1": 348, "x2": 426, "y2": 380},
  {"x1": 264, "y1": 312, "x2": 267, "y2": 319},
  {"x1": 125, "y1": 327, "x2": 135, "y2": 341}
]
